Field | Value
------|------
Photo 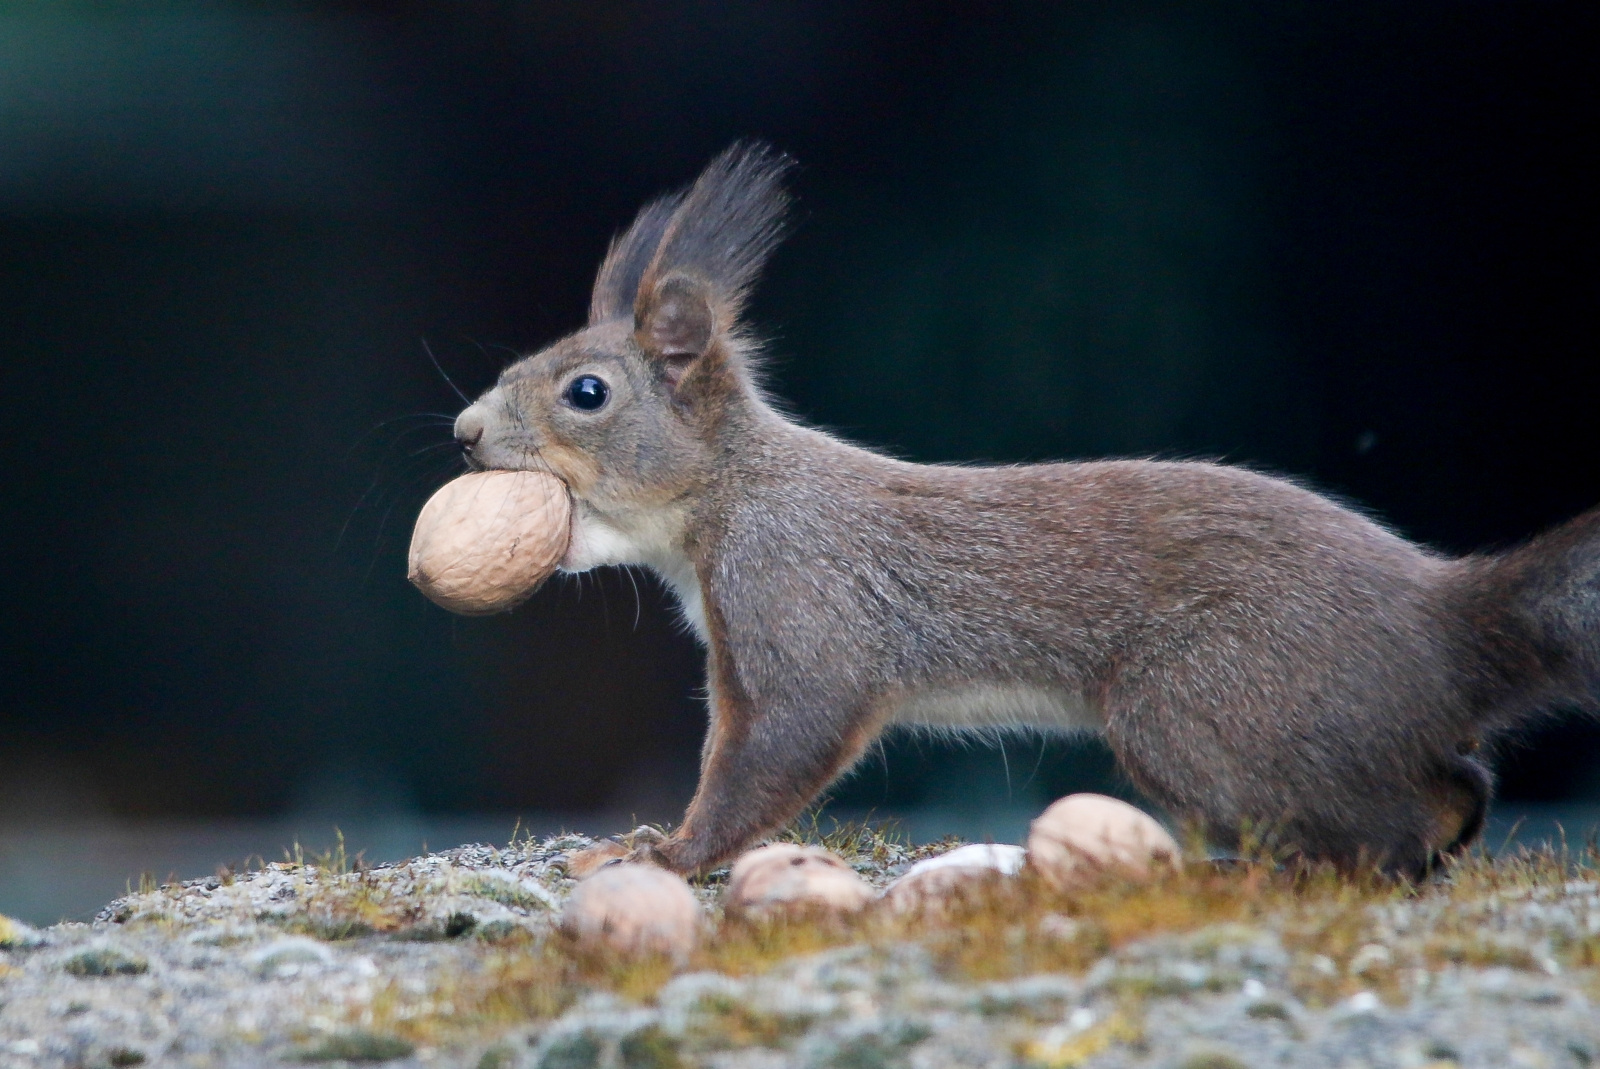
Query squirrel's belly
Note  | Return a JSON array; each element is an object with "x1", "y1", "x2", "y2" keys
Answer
[{"x1": 889, "y1": 683, "x2": 1102, "y2": 733}]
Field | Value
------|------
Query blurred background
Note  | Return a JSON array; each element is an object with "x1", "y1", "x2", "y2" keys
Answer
[{"x1": 2, "y1": 2, "x2": 1596, "y2": 924}]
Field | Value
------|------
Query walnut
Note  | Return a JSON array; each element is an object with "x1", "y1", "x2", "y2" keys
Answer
[
  {"x1": 407, "y1": 471, "x2": 570, "y2": 615},
  {"x1": 1027, "y1": 794, "x2": 1181, "y2": 891},
  {"x1": 882, "y1": 843, "x2": 1026, "y2": 915},
  {"x1": 724, "y1": 844, "x2": 873, "y2": 918},
  {"x1": 558, "y1": 863, "x2": 699, "y2": 962}
]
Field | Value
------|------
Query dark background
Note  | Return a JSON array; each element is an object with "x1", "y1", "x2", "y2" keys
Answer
[{"x1": 2, "y1": 3, "x2": 1597, "y2": 830}]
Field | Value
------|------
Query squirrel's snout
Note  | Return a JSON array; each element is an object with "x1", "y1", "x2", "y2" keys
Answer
[{"x1": 454, "y1": 405, "x2": 487, "y2": 459}]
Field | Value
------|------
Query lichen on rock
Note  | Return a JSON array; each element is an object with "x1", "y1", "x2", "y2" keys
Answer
[{"x1": 3, "y1": 827, "x2": 1600, "y2": 1068}]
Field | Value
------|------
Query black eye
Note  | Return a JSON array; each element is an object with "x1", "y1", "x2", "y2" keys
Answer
[{"x1": 564, "y1": 374, "x2": 609, "y2": 411}]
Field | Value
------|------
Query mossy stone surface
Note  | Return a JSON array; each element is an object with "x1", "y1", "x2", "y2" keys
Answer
[{"x1": 3, "y1": 829, "x2": 1600, "y2": 1067}]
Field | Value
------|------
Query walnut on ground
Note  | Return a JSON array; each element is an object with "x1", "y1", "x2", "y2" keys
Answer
[
  {"x1": 724, "y1": 844, "x2": 875, "y2": 918},
  {"x1": 1027, "y1": 792, "x2": 1182, "y2": 892}
]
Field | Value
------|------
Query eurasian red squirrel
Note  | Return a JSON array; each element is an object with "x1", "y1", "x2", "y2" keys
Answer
[{"x1": 448, "y1": 144, "x2": 1600, "y2": 878}]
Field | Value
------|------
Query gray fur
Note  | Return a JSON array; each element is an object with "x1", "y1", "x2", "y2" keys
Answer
[{"x1": 451, "y1": 145, "x2": 1600, "y2": 878}]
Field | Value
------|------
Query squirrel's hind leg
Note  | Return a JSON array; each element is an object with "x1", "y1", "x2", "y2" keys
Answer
[{"x1": 1099, "y1": 679, "x2": 1477, "y2": 879}]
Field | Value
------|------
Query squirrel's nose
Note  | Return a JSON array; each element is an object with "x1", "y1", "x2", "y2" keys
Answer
[{"x1": 454, "y1": 405, "x2": 486, "y2": 455}]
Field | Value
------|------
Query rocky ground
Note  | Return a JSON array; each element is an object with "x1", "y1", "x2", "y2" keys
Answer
[{"x1": 3, "y1": 826, "x2": 1599, "y2": 1069}]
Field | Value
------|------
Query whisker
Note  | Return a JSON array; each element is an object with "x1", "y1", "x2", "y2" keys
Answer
[
  {"x1": 875, "y1": 736, "x2": 890, "y2": 805},
  {"x1": 467, "y1": 336, "x2": 525, "y2": 365},
  {"x1": 422, "y1": 337, "x2": 471, "y2": 406},
  {"x1": 361, "y1": 423, "x2": 459, "y2": 461},
  {"x1": 343, "y1": 413, "x2": 458, "y2": 465},
  {"x1": 333, "y1": 445, "x2": 455, "y2": 558},
  {"x1": 622, "y1": 565, "x2": 644, "y2": 631},
  {"x1": 1019, "y1": 735, "x2": 1049, "y2": 795},
  {"x1": 409, "y1": 440, "x2": 464, "y2": 459}
]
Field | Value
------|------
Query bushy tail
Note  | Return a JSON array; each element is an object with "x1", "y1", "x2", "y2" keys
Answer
[{"x1": 1453, "y1": 505, "x2": 1600, "y2": 729}]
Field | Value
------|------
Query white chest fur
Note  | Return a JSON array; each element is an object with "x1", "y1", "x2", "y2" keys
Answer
[{"x1": 559, "y1": 501, "x2": 708, "y2": 644}]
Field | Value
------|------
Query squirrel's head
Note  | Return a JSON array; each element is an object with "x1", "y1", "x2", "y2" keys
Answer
[{"x1": 453, "y1": 144, "x2": 791, "y2": 531}]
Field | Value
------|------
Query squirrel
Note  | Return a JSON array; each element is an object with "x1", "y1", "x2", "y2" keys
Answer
[{"x1": 450, "y1": 143, "x2": 1600, "y2": 878}]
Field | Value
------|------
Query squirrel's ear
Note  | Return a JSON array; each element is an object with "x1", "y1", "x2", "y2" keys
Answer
[
  {"x1": 635, "y1": 273, "x2": 714, "y2": 388},
  {"x1": 589, "y1": 192, "x2": 684, "y2": 326}
]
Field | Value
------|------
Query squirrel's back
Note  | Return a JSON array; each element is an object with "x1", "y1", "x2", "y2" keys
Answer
[{"x1": 701, "y1": 423, "x2": 1450, "y2": 703}]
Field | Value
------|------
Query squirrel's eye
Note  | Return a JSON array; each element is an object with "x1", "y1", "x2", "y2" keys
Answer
[{"x1": 564, "y1": 374, "x2": 609, "y2": 411}]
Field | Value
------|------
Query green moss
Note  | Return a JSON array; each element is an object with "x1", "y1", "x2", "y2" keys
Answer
[
  {"x1": 1179, "y1": 1053, "x2": 1249, "y2": 1069},
  {"x1": 1244, "y1": 1001, "x2": 1293, "y2": 1022},
  {"x1": 293, "y1": 917, "x2": 376, "y2": 941},
  {"x1": 1424, "y1": 1040, "x2": 1461, "y2": 1062},
  {"x1": 685, "y1": 993, "x2": 815, "y2": 1049},
  {"x1": 537, "y1": 1030, "x2": 603, "y2": 1069},
  {"x1": 619, "y1": 1026, "x2": 684, "y2": 1069},
  {"x1": 476, "y1": 1046, "x2": 518, "y2": 1069},
  {"x1": 294, "y1": 1031, "x2": 415, "y2": 1063},
  {"x1": 822, "y1": 1034, "x2": 900, "y2": 1069},
  {"x1": 475, "y1": 919, "x2": 535, "y2": 945},
  {"x1": 464, "y1": 877, "x2": 556, "y2": 911},
  {"x1": 63, "y1": 950, "x2": 148, "y2": 977}
]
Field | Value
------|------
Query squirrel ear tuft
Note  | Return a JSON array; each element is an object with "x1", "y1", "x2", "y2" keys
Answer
[
  {"x1": 635, "y1": 142, "x2": 793, "y2": 323},
  {"x1": 589, "y1": 191, "x2": 684, "y2": 326}
]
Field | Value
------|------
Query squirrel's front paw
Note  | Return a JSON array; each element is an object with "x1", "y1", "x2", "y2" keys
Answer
[
  {"x1": 625, "y1": 840, "x2": 677, "y2": 871},
  {"x1": 561, "y1": 826, "x2": 672, "y2": 879},
  {"x1": 561, "y1": 840, "x2": 628, "y2": 879}
]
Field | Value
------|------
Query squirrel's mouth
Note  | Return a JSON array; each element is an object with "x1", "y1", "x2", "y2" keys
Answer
[{"x1": 461, "y1": 432, "x2": 568, "y2": 487}]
